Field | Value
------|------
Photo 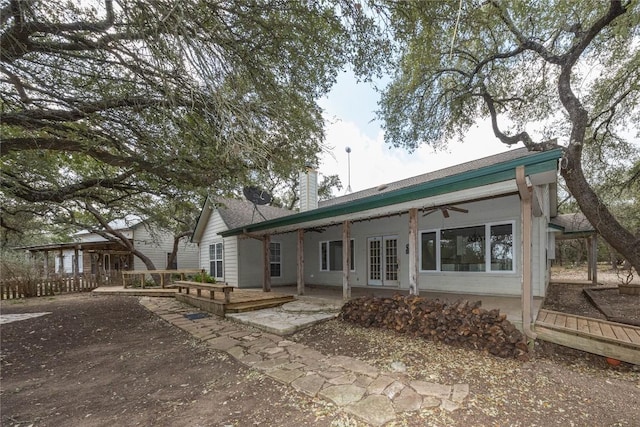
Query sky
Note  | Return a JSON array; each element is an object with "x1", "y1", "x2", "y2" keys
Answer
[{"x1": 316, "y1": 70, "x2": 513, "y2": 196}]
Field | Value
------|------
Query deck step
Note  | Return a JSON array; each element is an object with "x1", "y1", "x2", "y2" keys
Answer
[
  {"x1": 535, "y1": 309, "x2": 640, "y2": 365},
  {"x1": 225, "y1": 296, "x2": 295, "y2": 313}
]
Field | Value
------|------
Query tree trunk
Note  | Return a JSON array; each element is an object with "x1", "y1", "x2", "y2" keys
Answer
[
  {"x1": 166, "y1": 231, "x2": 192, "y2": 270},
  {"x1": 561, "y1": 146, "x2": 640, "y2": 274}
]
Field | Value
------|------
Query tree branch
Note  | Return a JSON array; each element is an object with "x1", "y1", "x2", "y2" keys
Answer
[
  {"x1": 489, "y1": 0, "x2": 562, "y2": 64},
  {"x1": 0, "y1": 0, "x2": 114, "y2": 63},
  {"x1": 1, "y1": 169, "x2": 137, "y2": 203},
  {"x1": 480, "y1": 89, "x2": 559, "y2": 151},
  {"x1": 1, "y1": 97, "x2": 171, "y2": 127}
]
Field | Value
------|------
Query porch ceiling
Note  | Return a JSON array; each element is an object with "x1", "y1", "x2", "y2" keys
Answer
[{"x1": 238, "y1": 181, "x2": 519, "y2": 237}]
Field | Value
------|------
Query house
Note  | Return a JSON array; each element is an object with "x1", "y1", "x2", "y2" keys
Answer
[
  {"x1": 22, "y1": 218, "x2": 199, "y2": 278},
  {"x1": 191, "y1": 198, "x2": 295, "y2": 286},
  {"x1": 192, "y1": 148, "x2": 566, "y2": 314}
]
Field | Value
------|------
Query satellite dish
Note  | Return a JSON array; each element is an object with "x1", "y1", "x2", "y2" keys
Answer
[{"x1": 243, "y1": 186, "x2": 272, "y2": 206}]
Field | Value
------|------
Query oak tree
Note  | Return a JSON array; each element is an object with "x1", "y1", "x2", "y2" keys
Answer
[{"x1": 373, "y1": 0, "x2": 640, "y2": 273}]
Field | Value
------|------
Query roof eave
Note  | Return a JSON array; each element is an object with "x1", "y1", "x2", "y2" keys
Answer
[{"x1": 220, "y1": 149, "x2": 562, "y2": 237}]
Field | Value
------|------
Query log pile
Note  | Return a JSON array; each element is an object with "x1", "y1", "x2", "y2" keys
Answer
[{"x1": 340, "y1": 295, "x2": 528, "y2": 359}]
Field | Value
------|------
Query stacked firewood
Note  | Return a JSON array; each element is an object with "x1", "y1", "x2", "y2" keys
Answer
[{"x1": 340, "y1": 295, "x2": 528, "y2": 359}]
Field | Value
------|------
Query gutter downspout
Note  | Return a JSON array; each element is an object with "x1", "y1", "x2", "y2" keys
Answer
[{"x1": 516, "y1": 166, "x2": 537, "y2": 341}]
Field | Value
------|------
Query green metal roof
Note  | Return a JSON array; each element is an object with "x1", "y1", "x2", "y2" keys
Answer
[{"x1": 220, "y1": 148, "x2": 562, "y2": 237}]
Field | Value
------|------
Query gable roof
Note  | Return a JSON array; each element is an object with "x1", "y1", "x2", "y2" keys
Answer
[
  {"x1": 191, "y1": 197, "x2": 291, "y2": 243},
  {"x1": 549, "y1": 213, "x2": 596, "y2": 238},
  {"x1": 215, "y1": 198, "x2": 292, "y2": 229},
  {"x1": 74, "y1": 215, "x2": 144, "y2": 236},
  {"x1": 220, "y1": 147, "x2": 563, "y2": 237}
]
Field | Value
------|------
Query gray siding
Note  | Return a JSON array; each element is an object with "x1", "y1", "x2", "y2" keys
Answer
[{"x1": 132, "y1": 226, "x2": 199, "y2": 271}]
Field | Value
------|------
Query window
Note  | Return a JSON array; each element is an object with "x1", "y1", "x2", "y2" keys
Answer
[
  {"x1": 441, "y1": 226, "x2": 486, "y2": 272},
  {"x1": 320, "y1": 239, "x2": 355, "y2": 271},
  {"x1": 209, "y1": 242, "x2": 223, "y2": 278},
  {"x1": 420, "y1": 222, "x2": 514, "y2": 273},
  {"x1": 490, "y1": 223, "x2": 513, "y2": 271},
  {"x1": 421, "y1": 231, "x2": 437, "y2": 271},
  {"x1": 270, "y1": 242, "x2": 282, "y2": 277}
]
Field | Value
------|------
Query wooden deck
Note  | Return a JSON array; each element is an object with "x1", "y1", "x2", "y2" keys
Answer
[
  {"x1": 94, "y1": 286, "x2": 295, "y2": 316},
  {"x1": 535, "y1": 309, "x2": 640, "y2": 364},
  {"x1": 174, "y1": 288, "x2": 295, "y2": 317}
]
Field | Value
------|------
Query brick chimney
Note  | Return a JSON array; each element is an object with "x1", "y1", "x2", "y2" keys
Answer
[{"x1": 299, "y1": 164, "x2": 318, "y2": 211}]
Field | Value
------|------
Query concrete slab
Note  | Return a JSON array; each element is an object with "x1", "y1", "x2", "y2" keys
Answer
[
  {"x1": 226, "y1": 308, "x2": 336, "y2": 336},
  {"x1": 272, "y1": 285, "x2": 542, "y2": 332}
]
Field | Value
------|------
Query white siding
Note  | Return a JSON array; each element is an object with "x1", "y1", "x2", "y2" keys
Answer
[
  {"x1": 303, "y1": 195, "x2": 538, "y2": 296},
  {"x1": 132, "y1": 225, "x2": 198, "y2": 270},
  {"x1": 198, "y1": 210, "x2": 238, "y2": 285},
  {"x1": 531, "y1": 184, "x2": 552, "y2": 297}
]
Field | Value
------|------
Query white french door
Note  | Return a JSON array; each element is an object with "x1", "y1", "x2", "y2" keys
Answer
[{"x1": 367, "y1": 236, "x2": 399, "y2": 286}]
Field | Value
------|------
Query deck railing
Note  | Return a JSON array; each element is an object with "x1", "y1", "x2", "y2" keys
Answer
[{"x1": 121, "y1": 269, "x2": 204, "y2": 289}]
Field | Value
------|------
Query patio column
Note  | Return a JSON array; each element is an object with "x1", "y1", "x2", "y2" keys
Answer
[
  {"x1": 73, "y1": 245, "x2": 80, "y2": 289},
  {"x1": 263, "y1": 234, "x2": 271, "y2": 292},
  {"x1": 43, "y1": 250, "x2": 49, "y2": 278},
  {"x1": 516, "y1": 166, "x2": 537, "y2": 340},
  {"x1": 297, "y1": 229, "x2": 305, "y2": 295},
  {"x1": 408, "y1": 208, "x2": 419, "y2": 295},
  {"x1": 591, "y1": 235, "x2": 598, "y2": 285},
  {"x1": 58, "y1": 249, "x2": 64, "y2": 274},
  {"x1": 342, "y1": 220, "x2": 351, "y2": 300}
]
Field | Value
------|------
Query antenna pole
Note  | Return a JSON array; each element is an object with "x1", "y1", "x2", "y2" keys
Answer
[{"x1": 345, "y1": 146, "x2": 352, "y2": 194}]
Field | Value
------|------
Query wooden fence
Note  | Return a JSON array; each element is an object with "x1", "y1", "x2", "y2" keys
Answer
[{"x1": 0, "y1": 272, "x2": 119, "y2": 300}]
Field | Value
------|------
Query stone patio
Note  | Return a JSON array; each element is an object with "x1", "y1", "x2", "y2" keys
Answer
[{"x1": 140, "y1": 297, "x2": 470, "y2": 426}]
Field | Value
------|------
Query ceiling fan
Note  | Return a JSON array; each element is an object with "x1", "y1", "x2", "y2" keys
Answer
[{"x1": 423, "y1": 205, "x2": 469, "y2": 218}]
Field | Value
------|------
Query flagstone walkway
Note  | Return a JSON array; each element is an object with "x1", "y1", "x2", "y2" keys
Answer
[{"x1": 140, "y1": 297, "x2": 469, "y2": 426}]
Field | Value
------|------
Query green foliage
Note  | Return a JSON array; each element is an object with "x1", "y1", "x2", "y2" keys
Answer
[
  {"x1": 1, "y1": 0, "x2": 386, "y2": 245},
  {"x1": 374, "y1": 0, "x2": 640, "y2": 154},
  {"x1": 362, "y1": 0, "x2": 640, "y2": 272},
  {"x1": 190, "y1": 272, "x2": 216, "y2": 284}
]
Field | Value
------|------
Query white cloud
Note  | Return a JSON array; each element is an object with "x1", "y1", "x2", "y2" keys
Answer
[{"x1": 319, "y1": 116, "x2": 513, "y2": 196}]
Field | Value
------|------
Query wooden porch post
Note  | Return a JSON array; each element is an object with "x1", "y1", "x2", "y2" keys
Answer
[
  {"x1": 263, "y1": 235, "x2": 271, "y2": 292},
  {"x1": 342, "y1": 220, "x2": 351, "y2": 300},
  {"x1": 516, "y1": 166, "x2": 537, "y2": 340},
  {"x1": 58, "y1": 249, "x2": 64, "y2": 274},
  {"x1": 587, "y1": 237, "x2": 593, "y2": 282},
  {"x1": 73, "y1": 246, "x2": 80, "y2": 289},
  {"x1": 408, "y1": 208, "x2": 419, "y2": 295},
  {"x1": 591, "y1": 235, "x2": 598, "y2": 285},
  {"x1": 43, "y1": 250, "x2": 49, "y2": 278},
  {"x1": 297, "y1": 229, "x2": 305, "y2": 295}
]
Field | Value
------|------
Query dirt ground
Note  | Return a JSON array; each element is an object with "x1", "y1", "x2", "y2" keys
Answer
[
  {"x1": 2, "y1": 286, "x2": 640, "y2": 426},
  {"x1": 1, "y1": 295, "x2": 338, "y2": 427},
  {"x1": 546, "y1": 266, "x2": 640, "y2": 325}
]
